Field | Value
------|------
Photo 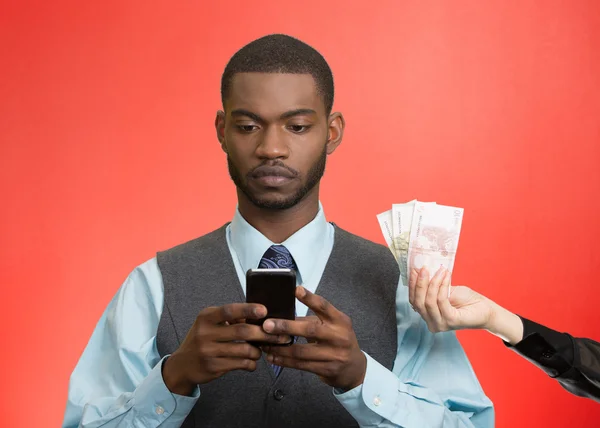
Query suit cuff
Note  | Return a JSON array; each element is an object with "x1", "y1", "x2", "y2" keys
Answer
[{"x1": 133, "y1": 355, "x2": 200, "y2": 426}]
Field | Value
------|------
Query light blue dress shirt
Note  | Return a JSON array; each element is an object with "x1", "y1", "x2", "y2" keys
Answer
[{"x1": 63, "y1": 204, "x2": 494, "y2": 427}]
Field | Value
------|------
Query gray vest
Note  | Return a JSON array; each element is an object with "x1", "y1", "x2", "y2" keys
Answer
[{"x1": 156, "y1": 223, "x2": 399, "y2": 428}]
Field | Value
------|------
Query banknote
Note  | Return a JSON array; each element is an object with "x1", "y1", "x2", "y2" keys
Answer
[
  {"x1": 376, "y1": 209, "x2": 398, "y2": 261},
  {"x1": 391, "y1": 200, "x2": 435, "y2": 284},
  {"x1": 407, "y1": 202, "x2": 463, "y2": 280}
]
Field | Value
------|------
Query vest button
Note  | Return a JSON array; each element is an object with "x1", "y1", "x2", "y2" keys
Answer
[{"x1": 273, "y1": 389, "x2": 285, "y2": 401}]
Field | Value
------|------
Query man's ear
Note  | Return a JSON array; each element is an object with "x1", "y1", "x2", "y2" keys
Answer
[
  {"x1": 325, "y1": 112, "x2": 345, "y2": 155},
  {"x1": 215, "y1": 110, "x2": 227, "y2": 153}
]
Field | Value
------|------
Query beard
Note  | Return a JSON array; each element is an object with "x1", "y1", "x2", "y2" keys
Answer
[{"x1": 227, "y1": 147, "x2": 327, "y2": 210}]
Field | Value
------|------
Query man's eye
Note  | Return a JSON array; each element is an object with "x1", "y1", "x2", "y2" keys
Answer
[
  {"x1": 288, "y1": 125, "x2": 311, "y2": 133},
  {"x1": 237, "y1": 125, "x2": 258, "y2": 133}
]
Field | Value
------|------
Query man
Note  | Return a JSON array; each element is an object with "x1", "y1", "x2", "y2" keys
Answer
[
  {"x1": 63, "y1": 34, "x2": 494, "y2": 427},
  {"x1": 409, "y1": 266, "x2": 600, "y2": 403}
]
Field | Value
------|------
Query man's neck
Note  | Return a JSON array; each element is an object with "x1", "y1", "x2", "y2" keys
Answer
[{"x1": 237, "y1": 190, "x2": 320, "y2": 243}]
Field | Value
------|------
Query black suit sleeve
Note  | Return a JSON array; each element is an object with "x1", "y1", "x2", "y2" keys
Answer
[{"x1": 503, "y1": 316, "x2": 600, "y2": 402}]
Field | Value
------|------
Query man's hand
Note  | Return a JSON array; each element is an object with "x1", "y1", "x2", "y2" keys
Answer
[
  {"x1": 162, "y1": 303, "x2": 291, "y2": 396},
  {"x1": 409, "y1": 266, "x2": 524, "y2": 344},
  {"x1": 261, "y1": 286, "x2": 366, "y2": 391}
]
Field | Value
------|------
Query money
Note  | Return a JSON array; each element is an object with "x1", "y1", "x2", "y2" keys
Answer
[
  {"x1": 408, "y1": 202, "x2": 463, "y2": 278},
  {"x1": 391, "y1": 200, "x2": 436, "y2": 283},
  {"x1": 377, "y1": 200, "x2": 464, "y2": 288},
  {"x1": 376, "y1": 210, "x2": 398, "y2": 261}
]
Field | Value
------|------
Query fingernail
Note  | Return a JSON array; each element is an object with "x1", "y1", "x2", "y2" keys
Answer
[
  {"x1": 263, "y1": 319, "x2": 274, "y2": 332},
  {"x1": 254, "y1": 306, "x2": 266, "y2": 317},
  {"x1": 297, "y1": 286, "x2": 306, "y2": 297}
]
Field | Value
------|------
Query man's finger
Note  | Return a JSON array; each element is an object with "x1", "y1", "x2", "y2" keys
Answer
[
  {"x1": 262, "y1": 317, "x2": 331, "y2": 341},
  {"x1": 215, "y1": 322, "x2": 290, "y2": 344},
  {"x1": 295, "y1": 286, "x2": 342, "y2": 323},
  {"x1": 211, "y1": 342, "x2": 262, "y2": 360},
  {"x1": 264, "y1": 353, "x2": 334, "y2": 377},
  {"x1": 263, "y1": 343, "x2": 332, "y2": 361},
  {"x1": 207, "y1": 357, "x2": 259, "y2": 375},
  {"x1": 204, "y1": 303, "x2": 267, "y2": 324}
]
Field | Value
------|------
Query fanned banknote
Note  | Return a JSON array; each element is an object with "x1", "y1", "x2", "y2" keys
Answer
[
  {"x1": 376, "y1": 210, "x2": 398, "y2": 261},
  {"x1": 391, "y1": 200, "x2": 436, "y2": 284},
  {"x1": 377, "y1": 200, "x2": 463, "y2": 287},
  {"x1": 408, "y1": 202, "x2": 463, "y2": 277}
]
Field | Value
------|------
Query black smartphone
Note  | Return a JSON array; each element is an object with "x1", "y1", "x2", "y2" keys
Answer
[{"x1": 245, "y1": 268, "x2": 296, "y2": 346}]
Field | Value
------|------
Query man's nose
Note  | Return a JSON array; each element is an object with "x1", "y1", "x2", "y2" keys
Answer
[{"x1": 255, "y1": 126, "x2": 290, "y2": 159}]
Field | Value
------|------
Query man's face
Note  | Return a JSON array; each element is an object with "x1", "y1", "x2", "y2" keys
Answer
[{"x1": 216, "y1": 73, "x2": 343, "y2": 210}]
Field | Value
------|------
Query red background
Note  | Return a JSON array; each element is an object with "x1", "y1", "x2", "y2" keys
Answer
[{"x1": 1, "y1": 1, "x2": 599, "y2": 426}]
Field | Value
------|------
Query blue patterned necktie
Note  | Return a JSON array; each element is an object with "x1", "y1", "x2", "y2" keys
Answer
[
  {"x1": 258, "y1": 245, "x2": 297, "y2": 270},
  {"x1": 258, "y1": 244, "x2": 297, "y2": 377}
]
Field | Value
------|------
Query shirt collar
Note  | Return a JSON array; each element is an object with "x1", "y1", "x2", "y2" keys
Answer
[{"x1": 229, "y1": 202, "x2": 328, "y2": 284}]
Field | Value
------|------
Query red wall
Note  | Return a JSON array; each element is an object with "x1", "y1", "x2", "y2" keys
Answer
[{"x1": 1, "y1": 1, "x2": 599, "y2": 426}]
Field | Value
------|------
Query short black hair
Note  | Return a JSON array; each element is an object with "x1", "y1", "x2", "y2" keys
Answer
[{"x1": 221, "y1": 34, "x2": 334, "y2": 115}]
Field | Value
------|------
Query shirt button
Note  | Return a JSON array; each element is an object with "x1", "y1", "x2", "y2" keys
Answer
[
  {"x1": 155, "y1": 405, "x2": 165, "y2": 415},
  {"x1": 373, "y1": 395, "x2": 382, "y2": 406},
  {"x1": 273, "y1": 389, "x2": 285, "y2": 401},
  {"x1": 542, "y1": 351, "x2": 553, "y2": 359}
]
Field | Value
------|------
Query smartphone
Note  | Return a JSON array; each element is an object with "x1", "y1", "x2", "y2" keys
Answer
[{"x1": 245, "y1": 268, "x2": 296, "y2": 346}]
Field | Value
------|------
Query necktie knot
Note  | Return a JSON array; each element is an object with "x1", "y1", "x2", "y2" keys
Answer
[{"x1": 258, "y1": 245, "x2": 297, "y2": 271}]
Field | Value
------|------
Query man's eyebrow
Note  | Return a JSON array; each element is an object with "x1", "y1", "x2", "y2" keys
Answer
[
  {"x1": 230, "y1": 108, "x2": 317, "y2": 122},
  {"x1": 230, "y1": 109, "x2": 263, "y2": 122},
  {"x1": 279, "y1": 109, "x2": 317, "y2": 120}
]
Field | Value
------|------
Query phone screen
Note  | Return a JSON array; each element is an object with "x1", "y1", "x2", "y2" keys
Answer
[{"x1": 246, "y1": 269, "x2": 296, "y2": 345}]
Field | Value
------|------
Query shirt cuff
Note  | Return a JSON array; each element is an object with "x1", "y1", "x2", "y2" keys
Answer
[
  {"x1": 133, "y1": 355, "x2": 200, "y2": 426},
  {"x1": 333, "y1": 352, "x2": 388, "y2": 426}
]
